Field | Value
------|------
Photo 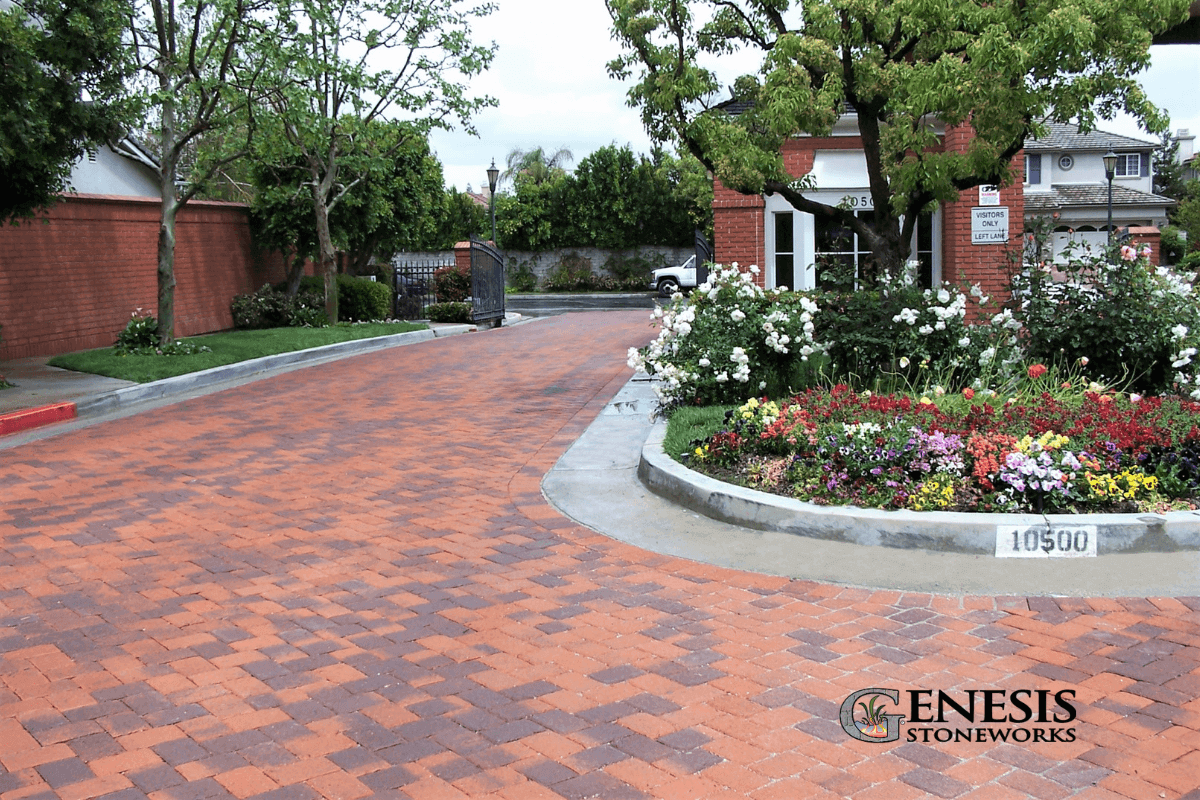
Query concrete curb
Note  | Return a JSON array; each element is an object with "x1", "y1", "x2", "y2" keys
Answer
[
  {"x1": 638, "y1": 421, "x2": 1200, "y2": 555},
  {"x1": 0, "y1": 402, "x2": 77, "y2": 435},
  {"x1": 72, "y1": 327, "x2": 472, "y2": 419}
]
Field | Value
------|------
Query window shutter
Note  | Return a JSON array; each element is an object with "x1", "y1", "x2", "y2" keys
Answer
[{"x1": 1141, "y1": 152, "x2": 1150, "y2": 177}]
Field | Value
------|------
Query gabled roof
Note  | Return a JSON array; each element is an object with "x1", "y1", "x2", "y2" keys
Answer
[
  {"x1": 1024, "y1": 122, "x2": 1156, "y2": 153},
  {"x1": 1024, "y1": 184, "x2": 1174, "y2": 212},
  {"x1": 113, "y1": 136, "x2": 160, "y2": 171}
]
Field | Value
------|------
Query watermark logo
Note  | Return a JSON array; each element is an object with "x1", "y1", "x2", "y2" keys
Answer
[
  {"x1": 840, "y1": 688, "x2": 905, "y2": 742},
  {"x1": 839, "y1": 688, "x2": 1077, "y2": 744}
]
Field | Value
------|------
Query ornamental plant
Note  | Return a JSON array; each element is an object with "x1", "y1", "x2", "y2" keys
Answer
[
  {"x1": 628, "y1": 264, "x2": 827, "y2": 406},
  {"x1": 683, "y1": 387, "x2": 1200, "y2": 514},
  {"x1": 1014, "y1": 241, "x2": 1200, "y2": 396},
  {"x1": 114, "y1": 310, "x2": 211, "y2": 357}
]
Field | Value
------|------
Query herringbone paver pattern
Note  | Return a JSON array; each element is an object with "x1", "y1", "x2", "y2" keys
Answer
[{"x1": 2, "y1": 312, "x2": 1200, "y2": 799}]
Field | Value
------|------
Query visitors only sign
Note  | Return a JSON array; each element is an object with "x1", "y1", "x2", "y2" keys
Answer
[{"x1": 971, "y1": 207, "x2": 1009, "y2": 244}]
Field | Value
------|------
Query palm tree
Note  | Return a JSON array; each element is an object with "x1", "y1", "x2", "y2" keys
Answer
[{"x1": 501, "y1": 146, "x2": 573, "y2": 188}]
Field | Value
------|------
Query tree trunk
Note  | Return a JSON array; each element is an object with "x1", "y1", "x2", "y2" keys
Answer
[
  {"x1": 157, "y1": 96, "x2": 179, "y2": 347},
  {"x1": 284, "y1": 249, "x2": 305, "y2": 296},
  {"x1": 313, "y1": 189, "x2": 338, "y2": 323}
]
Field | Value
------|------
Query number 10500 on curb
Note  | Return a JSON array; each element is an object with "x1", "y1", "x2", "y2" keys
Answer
[{"x1": 995, "y1": 525, "x2": 1098, "y2": 557}]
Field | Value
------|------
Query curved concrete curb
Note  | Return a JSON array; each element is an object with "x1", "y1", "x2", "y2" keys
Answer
[
  {"x1": 638, "y1": 422, "x2": 1200, "y2": 555},
  {"x1": 74, "y1": 326, "x2": 466, "y2": 419}
]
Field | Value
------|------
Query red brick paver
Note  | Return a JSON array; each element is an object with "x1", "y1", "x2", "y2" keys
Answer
[{"x1": 2, "y1": 312, "x2": 1200, "y2": 799}]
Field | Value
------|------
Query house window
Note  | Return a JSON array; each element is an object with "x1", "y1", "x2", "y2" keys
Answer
[
  {"x1": 773, "y1": 212, "x2": 795, "y2": 290},
  {"x1": 1057, "y1": 154, "x2": 1074, "y2": 171},
  {"x1": 1113, "y1": 152, "x2": 1149, "y2": 178},
  {"x1": 814, "y1": 210, "x2": 936, "y2": 290},
  {"x1": 815, "y1": 210, "x2": 873, "y2": 289},
  {"x1": 86, "y1": 149, "x2": 98, "y2": 162},
  {"x1": 1025, "y1": 154, "x2": 1042, "y2": 185}
]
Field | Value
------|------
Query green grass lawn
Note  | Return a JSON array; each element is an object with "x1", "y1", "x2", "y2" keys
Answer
[
  {"x1": 662, "y1": 404, "x2": 733, "y2": 460},
  {"x1": 47, "y1": 322, "x2": 427, "y2": 384}
]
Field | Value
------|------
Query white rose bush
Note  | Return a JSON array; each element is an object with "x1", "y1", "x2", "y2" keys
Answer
[{"x1": 628, "y1": 264, "x2": 827, "y2": 406}]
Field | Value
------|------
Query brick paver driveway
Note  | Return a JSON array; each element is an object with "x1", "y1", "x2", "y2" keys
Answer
[{"x1": 3, "y1": 311, "x2": 1200, "y2": 800}]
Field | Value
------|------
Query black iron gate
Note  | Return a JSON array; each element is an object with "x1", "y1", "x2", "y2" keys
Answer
[
  {"x1": 694, "y1": 229, "x2": 712, "y2": 286},
  {"x1": 469, "y1": 238, "x2": 505, "y2": 326}
]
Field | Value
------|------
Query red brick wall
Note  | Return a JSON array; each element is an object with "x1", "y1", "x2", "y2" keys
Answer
[
  {"x1": 940, "y1": 126, "x2": 1024, "y2": 305},
  {"x1": 711, "y1": 130, "x2": 1024, "y2": 302},
  {"x1": 0, "y1": 194, "x2": 290, "y2": 360},
  {"x1": 712, "y1": 186, "x2": 764, "y2": 283}
]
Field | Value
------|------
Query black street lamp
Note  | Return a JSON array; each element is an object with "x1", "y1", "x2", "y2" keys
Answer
[
  {"x1": 486, "y1": 159, "x2": 499, "y2": 246},
  {"x1": 1103, "y1": 149, "x2": 1118, "y2": 245}
]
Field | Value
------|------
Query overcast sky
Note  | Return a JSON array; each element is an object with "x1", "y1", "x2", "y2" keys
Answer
[{"x1": 429, "y1": 0, "x2": 1200, "y2": 193}]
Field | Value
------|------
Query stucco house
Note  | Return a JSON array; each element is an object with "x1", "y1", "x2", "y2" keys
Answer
[
  {"x1": 1022, "y1": 123, "x2": 1173, "y2": 262},
  {"x1": 67, "y1": 136, "x2": 160, "y2": 198}
]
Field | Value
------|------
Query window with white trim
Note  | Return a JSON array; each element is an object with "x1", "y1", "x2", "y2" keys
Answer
[{"x1": 1113, "y1": 152, "x2": 1149, "y2": 178}]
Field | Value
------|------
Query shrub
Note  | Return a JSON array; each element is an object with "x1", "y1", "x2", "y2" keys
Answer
[
  {"x1": 115, "y1": 309, "x2": 159, "y2": 351},
  {"x1": 507, "y1": 260, "x2": 537, "y2": 292},
  {"x1": 1014, "y1": 242, "x2": 1200, "y2": 396},
  {"x1": 426, "y1": 302, "x2": 472, "y2": 323},
  {"x1": 628, "y1": 264, "x2": 827, "y2": 407},
  {"x1": 336, "y1": 274, "x2": 392, "y2": 321},
  {"x1": 433, "y1": 263, "x2": 471, "y2": 302},
  {"x1": 113, "y1": 310, "x2": 211, "y2": 356},
  {"x1": 232, "y1": 285, "x2": 327, "y2": 329},
  {"x1": 605, "y1": 251, "x2": 667, "y2": 291},
  {"x1": 543, "y1": 254, "x2": 596, "y2": 292}
]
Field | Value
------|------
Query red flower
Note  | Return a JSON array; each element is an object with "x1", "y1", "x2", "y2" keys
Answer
[
  {"x1": 962, "y1": 388, "x2": 975, "y2": 400},
  {"x1": 1027, "y1": 364, "x2": 1048, "y2": 379}
]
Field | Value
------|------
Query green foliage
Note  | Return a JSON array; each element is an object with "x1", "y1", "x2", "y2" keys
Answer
[
  {"x1": 494, "y1": 143, "x2": 705, "y2": 251},
  {"x1": 1016, "y1": 243, "x2": 1200, "y2": 395},
  {"x1": 605, "y1": 251, "x2": 669, "y2": 284},
  {"x1": 433, "y1": 264, "x2": 472, "y2": 302},
  {"x1": 114, "y1": 311, "x2": 212, "y2": 356},
  {"x1": 0, "y1": 0, "x2": 134, "y2": 222},
  {"x1": 232, "y1": 285, "x2": 328, "y2": 329},
  {"x1": 1161, "y1": 226, "x2": 1188, "y2": 264},
  {"x1": 335, "y1": 275, "x2": 392, "y2": 322},
  {"x1": 252, "y1": 0, "x2": 497, "y2": 323},
  {"x1": 49, "y1": 322, "x2": 424, "y2": 382},
  {"x1": 429, "y1": 189, "x2": 489, "y2": 249},
  {"x1": 1173, "y1": 190, "x2": 1200, "y2": 255},
  {"x1": 426, "y1": 302, "x2": 473, "y2": 323},
  {"x1": 115, "y1": 311, "x2": 160, "y2": 352},
  {"x1": 543, "y1": 255, "x2": 598, "y2": 292},
  {"x1": 506, "y1": 261, "x2": 538, "y2": 292},
  {"x1": 606, "y1": 0, "x2": 1189, "y2": 273}
]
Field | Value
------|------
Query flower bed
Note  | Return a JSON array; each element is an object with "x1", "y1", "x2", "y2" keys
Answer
[
  {"x1": 634, "y1": 246, "x2": 1200, "y2": 515},
  {"x1": 678, "y1": 387, "x2": 1200, "y2": 514}
]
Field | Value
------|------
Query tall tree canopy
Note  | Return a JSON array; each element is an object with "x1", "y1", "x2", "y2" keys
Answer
[
  {"x1": 130, "y1": 0, "x2": 276, "y2": 344},
  {"x1": 0, "y1": 0, "x2": 133, "y2": 222},
  {"x1": 607, "y1": 0, "x2": 1190, "y2": 275},
  {"x1": 256, "y1": 0, "x2": 497, "y2": 323}
]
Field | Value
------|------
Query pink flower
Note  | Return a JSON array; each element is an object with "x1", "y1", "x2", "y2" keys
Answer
[{"x1": 1120, "y1": 245, "x2": 1137, "y2": 262}]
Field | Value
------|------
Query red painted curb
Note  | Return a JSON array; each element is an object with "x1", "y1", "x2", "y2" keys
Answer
[{"x1": 0, "y1": 402, "x2": 77, "y2": 436}]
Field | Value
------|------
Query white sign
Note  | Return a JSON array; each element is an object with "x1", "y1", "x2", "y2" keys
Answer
[
  {"x1": 978, "y1": 185, "x2": 1000, "y2": 206},
  {"x1": 996, "y1": 525, "x2": 1098, "y2": 558},
  {"x1": 971, "y1": 207, "x2": 1009, "y2": 244}
]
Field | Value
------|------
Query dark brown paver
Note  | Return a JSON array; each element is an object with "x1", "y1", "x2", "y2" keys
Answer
[{"x1": 2, "y1": 312, "x2": 1200, "y2": 799}]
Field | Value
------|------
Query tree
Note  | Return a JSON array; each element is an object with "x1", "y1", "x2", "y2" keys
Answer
[
  {"x1": 0, "y1": 0, "x2": 133, "y2": 222},
  {"x1": 501, "y1": 146, "x2": 573, "y2": 188},
  {"x1": 607, "y1": 0, "x2": 1190, "y2": 277},
  {"x1": 1154, "y1": 132, "x2": 1190, "y2": 200},
  {"x1": 257, "y1": 0, "x2": 497, "y2": 323},
  {"x1": 129, "y1": 0, "x2": 276, "y2": 345},
  {"x1": 569, "y1": 143, "x2": 692, "y2": 247},
  {"x1": 429, "y1": 189, "x2": 488, "y2": 249}
]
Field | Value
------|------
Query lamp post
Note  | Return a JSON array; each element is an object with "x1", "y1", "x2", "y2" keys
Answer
[
  {"x1": 486, "y1": 159, "x2": 499, "y2": 246},
  {"x1": 1103, "y1": 149, "x2": 1117, "y2": 245}
]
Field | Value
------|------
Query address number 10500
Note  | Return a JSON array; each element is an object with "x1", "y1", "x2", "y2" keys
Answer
[{"x1": 995, "y1": 525, "x2": 1097, "y2": 558}]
